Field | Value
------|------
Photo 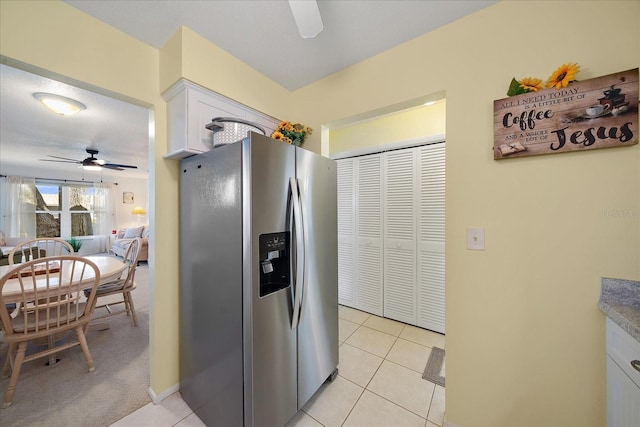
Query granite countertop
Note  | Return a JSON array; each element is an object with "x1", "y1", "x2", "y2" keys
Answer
[{"x1": 599, "y1": 277, "x2": 640, "y2": 342}]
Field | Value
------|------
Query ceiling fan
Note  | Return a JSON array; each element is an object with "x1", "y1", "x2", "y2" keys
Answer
[
  {"x1": 288, "y1": 0, "x2": 323, "y2": 38},
  {"x1": 40, "y1": 148, "x2": 138, "y2": 171}
]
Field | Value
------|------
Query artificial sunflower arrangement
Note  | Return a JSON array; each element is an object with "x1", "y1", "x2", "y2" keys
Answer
[
  {"x1": 271, "y1": 121, "x2": 312, "y2": 146},
  {"x1": 507, "y1": 63, "x2": 580, "y2": 96}
]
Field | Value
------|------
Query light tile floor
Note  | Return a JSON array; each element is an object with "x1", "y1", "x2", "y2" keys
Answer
[{"x1": 111, "y1": 306, "x2": 445, "y2": 427}]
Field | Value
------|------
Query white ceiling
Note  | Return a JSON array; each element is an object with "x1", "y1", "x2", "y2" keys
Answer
[
  {"x1": 0, "y1": 64, "x2": 150, "y2": 181},
  {"x1": 1, "y1": 1, "x2": 495, "y2": 181},
  {"x1": 65, "y1": 0, "x2": 496, "y2": 91}
]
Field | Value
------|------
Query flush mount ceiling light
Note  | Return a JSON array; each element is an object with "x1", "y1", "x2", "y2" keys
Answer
[
  {"x1": 33, "y1": 92, "x2": 86, "y2": 116},
  {"x1": 288, "y1": 0, "x2": 323, "y2": 38}
]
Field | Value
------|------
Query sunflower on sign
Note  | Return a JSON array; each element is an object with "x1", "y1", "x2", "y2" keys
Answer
[
  {"x1": 507, "y1": 63, "x2": 580, "y2": 96},
  {"x1": 546, "y1": 63, "x2": 580, "y2": 89}
]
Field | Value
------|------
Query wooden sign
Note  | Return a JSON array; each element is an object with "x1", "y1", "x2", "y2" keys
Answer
[{"x1": 494, "y1": 68, "x2": 638, "y2": 159}]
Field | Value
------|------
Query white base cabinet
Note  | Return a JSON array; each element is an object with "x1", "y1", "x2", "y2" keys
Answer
[{"x1": 606, "y1": 317, "x2": 640, "y2": 427}]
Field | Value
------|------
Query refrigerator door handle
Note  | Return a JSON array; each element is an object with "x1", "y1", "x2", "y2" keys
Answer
[
  {"x1": 296, "y1": 178, "x2": 308, "y2": 327},
  {"x1": 290, "y1": 177, "x2": 305, "y2": 329}
]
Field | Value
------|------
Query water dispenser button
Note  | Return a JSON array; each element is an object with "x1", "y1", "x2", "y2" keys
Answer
[{"x1": 261, "y1": 261, "x2": 273, "y2": 274}]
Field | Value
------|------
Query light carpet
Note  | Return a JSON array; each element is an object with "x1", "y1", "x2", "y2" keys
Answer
[
  {"x1": 422, "y1": 346, "x2": 445, "y2": 387},
  {"x1": 0, "y1": 260, "x2": 150, "y2": 427}
]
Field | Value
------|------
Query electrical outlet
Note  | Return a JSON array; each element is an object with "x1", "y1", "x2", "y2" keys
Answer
[{"x1": 466, "y1": 227, "x2": 485, "y2": 250}]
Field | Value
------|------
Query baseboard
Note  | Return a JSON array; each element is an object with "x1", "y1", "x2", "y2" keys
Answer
[
  {"x1": 148, "y1": 383, "x2": 180, "y2": 405},
  {"x1": 444, "y1": 420, "x2": 459, "y2": 427}
]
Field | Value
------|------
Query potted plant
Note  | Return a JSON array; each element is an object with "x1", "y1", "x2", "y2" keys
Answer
[
  {"x1": 65, "y1": 236, "x2": 83, "y2": 253},
  {"x1": 270, "y1": 121, "x2": 312, "y2": 146}
]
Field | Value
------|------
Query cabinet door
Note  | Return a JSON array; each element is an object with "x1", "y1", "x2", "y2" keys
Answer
[
  {"x1": 383, "y1": 149, "x2": 416, "y2": 324},
  {"x1": 607, "y1": 355, "x2": 640, "y2": 426},
  {"x1": 337, "y1": 159, "x2": 356, "y2": 308},
  {"x1": 416, "y1": 143, "x2": 446, "y2": 333},
  {"x1": 190, "y1": 87, "x2": 246, "y2": 152},
  {"x1": 246, "y1": 110, "x2": 279, "y2": 138},
  {"x1": 355, "y1": 154, "x2": 383, "y2": 316}
]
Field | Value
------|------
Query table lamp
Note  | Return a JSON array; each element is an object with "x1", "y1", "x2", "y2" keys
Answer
[{"x1": 131, "y1": 206, "x2": 146, "y2": 224}]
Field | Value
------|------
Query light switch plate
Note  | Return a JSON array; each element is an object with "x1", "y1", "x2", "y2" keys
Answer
[{"x1": 466, "y1": 227, "x2": 485, "y2": 250}]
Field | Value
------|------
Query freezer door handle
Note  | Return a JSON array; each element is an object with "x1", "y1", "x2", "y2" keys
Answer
[
  {"x1": 290, "y1": 177, "x2": 305, "y2": 329},
  {"x1": 296, "y1": 178, "x2": 309, "y2": 326}
]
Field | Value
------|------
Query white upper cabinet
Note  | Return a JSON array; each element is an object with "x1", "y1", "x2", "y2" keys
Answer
[{"x1": 163, "y1": 80, "x2": 280, "y2": 159}]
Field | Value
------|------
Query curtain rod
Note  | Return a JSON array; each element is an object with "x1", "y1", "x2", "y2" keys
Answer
[{"x1": 0, "y1": 174, "x2": 118, "y2": 185}]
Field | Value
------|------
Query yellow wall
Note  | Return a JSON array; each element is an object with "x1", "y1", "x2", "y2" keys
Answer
[
  {"x1": 0, "y1": 0, "x2": 179, "y2": 394},
  {"x1": 330, "y1": 100, "x2": 446, "y2": 154},
  {"x1": 2, "y1": 1, "x2": 639, "y2": 425},
  {"x1": 0, "y1": 0, "x2": 304, "y2": 399},
  {"x1": 291, "y1": 1, "x2": 639, "y2": 426},
  {"x1": 160, "y1": 26, "x2": 291, "y2": 119}
]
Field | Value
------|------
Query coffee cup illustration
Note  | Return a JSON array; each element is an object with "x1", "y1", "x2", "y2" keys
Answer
[{"x1": 586, "y1": 104, "x2": 610, "y2": 117}]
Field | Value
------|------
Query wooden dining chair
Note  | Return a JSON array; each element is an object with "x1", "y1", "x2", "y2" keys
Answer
[
  {"x1": 86, "y1": 238, "x2": 142, "y2": 326},
  {"x1": 0, "y1": 256, "x2": 101, "y2": 408},
  {"x1": 7, "y1": 238, "x2": 74, "y2": 264},
  {"x1": 6, "y1": 238, "x2": 76, "y2": 365}
]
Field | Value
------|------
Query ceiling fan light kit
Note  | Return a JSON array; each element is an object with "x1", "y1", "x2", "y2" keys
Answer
[
  {"x1": 288, "y1": 0, "x2": 323, "y2": 39},
  {"x1": 33, "y1": 92, "x2": 86, "y2": 116}
]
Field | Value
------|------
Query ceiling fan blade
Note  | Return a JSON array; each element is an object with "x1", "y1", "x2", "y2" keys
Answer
[
  {"x1": 104, "y1": 163, "x2": 138, "y2": 169},
  {"x1": 41, "y1": 149, "x2": 136, "y2": 172},
  {"x1": 39, "y1": 159, "x2": 81, "y2": 164},
  {"x1": 46, "y1": 155, "x2": 82, "y2": 162},
  {"x1": 288, "y1": 0, "x2": 323, "y2": 38},
  {"x1": 102, "y1": 164, "x2": 125, "y2": 171}
]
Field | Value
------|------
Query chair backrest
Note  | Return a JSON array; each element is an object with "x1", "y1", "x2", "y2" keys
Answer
[
  {"x1": 122, "y1": 238, "x2": 142, "y2": 289},
  {"x1": 0, "y1": 256, "x2": 100, "y2": 339},
  {"x1": 7, "y1": 238, "x2": 74, "y2": 265}
]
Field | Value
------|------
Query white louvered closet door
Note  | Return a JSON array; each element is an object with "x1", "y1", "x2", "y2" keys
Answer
[
  {"x1": 416, "y1": 143, "x2": 446, "y2": 333},
  {"x1": 337, "y1": 158, "x2": 356, "y2": 308},
  {"x1": 383, "y1": 149, "x2": 417, "y2": 324},
  {"x1": 355, "y1": 154, "x2": 383, "y2": 316}
]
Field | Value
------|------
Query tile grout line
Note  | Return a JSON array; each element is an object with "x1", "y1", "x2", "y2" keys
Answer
[
  {"x1": 301, "y1": 408, "x2": 328, "y2": 427},
  {"x1": 363, "y1": 387, "x2": 429, "y2": 423},
  {"x1": 337, "y1": 383, "x2": 366, "y2": 427},
  {"x1": 426, "y1": 389, "x2": 445, "y2": 427}
]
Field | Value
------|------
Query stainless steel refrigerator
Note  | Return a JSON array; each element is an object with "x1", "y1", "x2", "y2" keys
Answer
[{"x1": 179, "y1": 132, "x2": 338, "y2": 427}]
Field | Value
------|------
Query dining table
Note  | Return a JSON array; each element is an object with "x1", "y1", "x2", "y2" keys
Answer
[
  {"x1": 0, "y1": 254, "x2": 126, "y2": 304},
  {"x1": 0, "y1": 254, "x2": 127, "y2": 366}
]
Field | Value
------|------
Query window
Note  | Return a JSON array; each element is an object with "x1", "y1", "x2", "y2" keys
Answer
[{"x1": 35, "y1": 182, "x2": 99, "y2": 238}]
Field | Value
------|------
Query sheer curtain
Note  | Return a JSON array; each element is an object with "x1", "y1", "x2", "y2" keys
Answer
[
  {"x1": 0, "y1": 176, "x2": 37, "y2": 238},
  {"x1": 92, "y1": 181, "x2": 115, "y2": 253}
]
